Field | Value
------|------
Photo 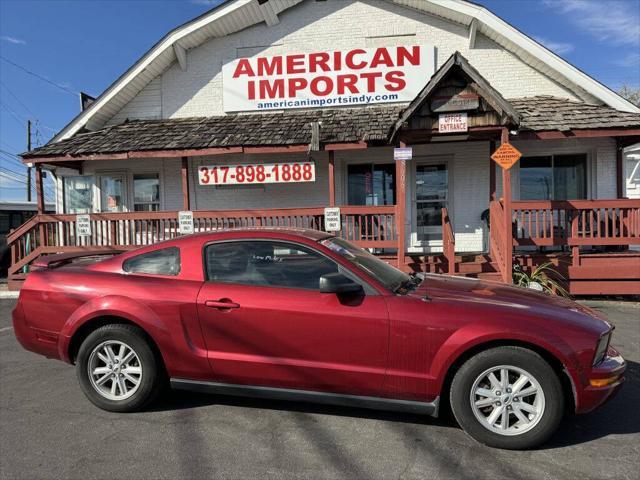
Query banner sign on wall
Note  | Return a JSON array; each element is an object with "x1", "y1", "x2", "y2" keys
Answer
[
  {"x1": 76, "y1": 214, "x2": 91, "y2": 237},
  {"x1": 438, "y1": 113, "x2": 468, "y2": 133},
  {"x1": 199, "y1": 162, "x2": 316, "y2": 185},
  {"x1": 223, "y1": 45, "x2": 435, "y2": 112},
  {"x1": 178, "y1": 211, "x2": 194, "y2": 235}
]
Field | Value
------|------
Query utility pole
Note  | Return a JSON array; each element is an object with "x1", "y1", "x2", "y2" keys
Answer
[{"x1": 26, "y1": 120, "x2": 32, "y2": 201}]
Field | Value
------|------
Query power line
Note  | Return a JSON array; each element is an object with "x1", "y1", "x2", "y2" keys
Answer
[
  {"x1": 0, "y1": 102, "x2": 27, "y2": 127},
  {"x1": 0, "y1": 55, "x2": 79, "y2": 97},
  {"x1": 0, "y1": 81, "x2": 59, "y2": 134}
]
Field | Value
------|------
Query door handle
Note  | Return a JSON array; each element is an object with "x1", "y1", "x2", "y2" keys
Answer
[{"x1": 205, "y1": 299, "x2": 240, "y2": 310}]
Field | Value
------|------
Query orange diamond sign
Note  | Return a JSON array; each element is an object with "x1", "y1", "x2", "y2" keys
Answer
[{"x1": 491, "y1": 143, "x2": 522, "y2": 170}]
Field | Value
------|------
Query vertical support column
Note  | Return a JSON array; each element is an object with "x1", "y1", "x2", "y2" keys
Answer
[
  {"x1": 395, "y1": 141, "x2": 407, "y2": 269},
  {"x1": 500, "y1": 128, "x2": 513, "y2": 284},
  {"x1": 616, "y1": 138, "x2": 624, "y2": 199},
  {"x1": 489, "y1": 140, "x2": 497, "y2": 201},
  {"x1": 328, "y1": 150, "x2": 336, "y2": 207},
  {"x1": 35, "y1": 164, "x2": 46, "y2": 247},
  {"x1": 181, "y1": 156, "x2": 191, "y2": 211}
]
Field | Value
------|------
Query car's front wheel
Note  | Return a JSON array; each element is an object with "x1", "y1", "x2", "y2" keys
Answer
[
  {"x1": 450, "y1": 346, "x2": 564, "y2": 449},
  {"x1": 76, "y1": 324, "x2": 164, "y2": 412}
]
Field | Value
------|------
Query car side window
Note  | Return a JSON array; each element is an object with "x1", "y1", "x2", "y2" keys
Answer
[
  {"x1": 205, "y1": 241, "x2": 339, "y2": 290},
  {"x1": 122, "y1": 247, "x2": 180, "y2": 276}
]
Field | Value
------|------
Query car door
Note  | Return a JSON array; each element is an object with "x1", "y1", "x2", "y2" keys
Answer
[{"x1": 196, "y1": 239, "x2": 389, "y2": 397}]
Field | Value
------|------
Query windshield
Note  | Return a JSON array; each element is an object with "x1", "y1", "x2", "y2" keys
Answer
[{"x1": 321, "y1": 237, "x2": 412, "y2": 292}]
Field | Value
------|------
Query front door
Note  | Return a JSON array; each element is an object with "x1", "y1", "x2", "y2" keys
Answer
[
  {"x1": 196, "y1": 240, "x2": 389, "y2": 396},
  {"x1": 411, "y1": 161, "x2": 449, "y2": 249}
]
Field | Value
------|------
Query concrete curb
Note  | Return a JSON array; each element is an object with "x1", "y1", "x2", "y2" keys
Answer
[{"x1": 0, "y1": 291, "x2": 19, "y2": 299}]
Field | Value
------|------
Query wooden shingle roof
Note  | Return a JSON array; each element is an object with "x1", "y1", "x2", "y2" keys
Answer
[
  {"x1": 23, "y1": 97, "x2": 640, "y2": 159},
  {"x1": 24, "y1": 106, "x2": 403, "y2": 158},
  {"x1": 510, "y1": 96, "x2": 640, "y2": 132}
]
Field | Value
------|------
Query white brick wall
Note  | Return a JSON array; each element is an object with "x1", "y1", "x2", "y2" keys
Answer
[{"x1": 106, "y1": 0, "x2": 591, "y2": 123}]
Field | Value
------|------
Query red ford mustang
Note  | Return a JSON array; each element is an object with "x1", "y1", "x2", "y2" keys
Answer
[{"x1": 13, "y1": 228, "x2": 625, "y2": 449}]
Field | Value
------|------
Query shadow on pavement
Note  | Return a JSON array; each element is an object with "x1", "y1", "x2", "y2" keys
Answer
[{"x1": 148, "y1": 359, "x2": 639, "y2": 450}]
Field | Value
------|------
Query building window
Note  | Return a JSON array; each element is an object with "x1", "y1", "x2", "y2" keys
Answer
[
  {"x1": 133, "y1": 173, "x2": 160, "y2": 211},
  {"x1": 64, "y1": 176, "x2": 94, "y2": 213},
  {"x1": 520, "y1": 154, "x2": 587, "y2": 200},
  {"x1": 347, "y1": 164, "x2": 395, "y2": 205}
]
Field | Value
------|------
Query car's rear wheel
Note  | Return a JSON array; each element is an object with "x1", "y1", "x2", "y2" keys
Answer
[
  {"x1": 76, "y1": 324, "x2": 164, "y2": 412},
  {"x1": 450, "y1": 346, "x2": 564, "y2": 449}
]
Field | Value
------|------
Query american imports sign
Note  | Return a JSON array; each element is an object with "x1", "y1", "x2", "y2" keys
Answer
[{"x1": 223, "y1": 45, "x2": 435, "y2": 112}]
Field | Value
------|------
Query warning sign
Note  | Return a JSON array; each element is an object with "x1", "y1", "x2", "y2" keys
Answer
[{"x1": 491, "y1": 143, "x2": 522, "y2": 170}]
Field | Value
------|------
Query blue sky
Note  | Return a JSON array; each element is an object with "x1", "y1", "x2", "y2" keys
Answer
[{"x1": 1, "y1": 0, "x2": 639, "y2": 202}]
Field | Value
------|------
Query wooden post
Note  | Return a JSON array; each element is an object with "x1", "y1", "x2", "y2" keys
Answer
[
  {"x1": 500, "y1": 128, "x2": 513, "y2": 284},
  {"x1": 35, "y1": 164, "x2": 44, "y2": 214},
  {"x1": 395, "y1": 141, "x2": 407, "y2": 269},
  {"x1": 328, "y1": 150, "x2": 336, "y2": 207},
  {"x1": 35, "y1": 164, "x2": 46, "y2": 247},
  {"x1": 181, "y1": 157, "x2": 190, "y2": 211},
  {"x1": 489, "y1": 140, "x2": 496, "y2": 201},
  {"x1": 616, "y1": 139, "x2": 624, "y2": 199}
]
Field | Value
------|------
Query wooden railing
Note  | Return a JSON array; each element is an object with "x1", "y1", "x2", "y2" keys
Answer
[
  {"x1": 511, "y1": 200, "x2": 640, "y2": 247},
  {"x1": 7, "y1": 205, "x2": 397, "y2": 277},
  {"x1": 441, "y1": 207, "x2": 456, "y2": 274}
]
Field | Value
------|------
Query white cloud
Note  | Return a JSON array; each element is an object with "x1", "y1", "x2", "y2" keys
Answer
[
  {"x1": 613, "y1": 52, "x2": 640, "y2": 68},
  {"x1": 533, "y1": 36, "x2": 575, "y2": 55},
  {"x1": 190, "y1": 0, "x2": 223, "y2": 5},
  {"x1": 0, "y1": 35, "x2": 26, "y2": 45},
  {"x1": 543, "y1": 0, "x2": 640, "y2": 46}
]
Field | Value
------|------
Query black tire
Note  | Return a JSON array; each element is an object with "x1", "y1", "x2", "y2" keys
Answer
[
  {"x1": 76, "y1": 324, "x2": 165, "y2": 412},
  {"x1": 450, "y1": 346, "x2": 564, "y2": 449}
]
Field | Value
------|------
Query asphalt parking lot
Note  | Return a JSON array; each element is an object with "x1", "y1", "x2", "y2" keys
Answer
[{"x1": 0, "y1": 298, "x2": 638, "y2": 480}]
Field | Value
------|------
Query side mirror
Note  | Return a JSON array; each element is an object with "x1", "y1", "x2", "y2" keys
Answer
[{"x1": 319, "y1": 272, "x2": 363, "y2": 295}]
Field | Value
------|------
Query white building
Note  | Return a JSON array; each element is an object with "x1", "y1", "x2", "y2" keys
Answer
[{"x1": 11, "y1": 0, "x2": 640, "y2": 294}]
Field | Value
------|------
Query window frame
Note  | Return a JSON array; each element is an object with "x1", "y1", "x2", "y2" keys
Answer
[
  {"x1": 132, "y1": 172, "x2": 162, "y2": 212},
  {"x1": 122, "y1": 246, "x2": 181, "y2": 277},
  {"x1": 517, "y1": 152, "x2": 590, "y2": 201},
  {"x1": 202, "y1": 239, "x2": 377, "y2": 294}
]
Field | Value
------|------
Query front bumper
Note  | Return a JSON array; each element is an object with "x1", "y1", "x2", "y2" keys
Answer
[{"x1": 575, "y1": 348, "x2": 626, "y2": 414}]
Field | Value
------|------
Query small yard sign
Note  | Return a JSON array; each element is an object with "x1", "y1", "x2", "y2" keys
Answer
[
  {"x1": 76, "y1": 215, "x2": 91, "y2": 237},
  {"x1": 324, "y1": 207, "x2": 341, "y2": 232},
  {"x1": 491, "y1": 143, "x2": 522, "y2": 170},
  {"x1": 178, "y1": 211, "x2": 194, "y2": 235},
  {"x1": 394, "y1": 147, "x2": 412, "y2": 161}
]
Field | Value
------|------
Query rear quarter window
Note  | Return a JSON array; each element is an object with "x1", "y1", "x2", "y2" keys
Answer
[{"x1": 122, "y1": 247, "x2": 180, "y2": 276}]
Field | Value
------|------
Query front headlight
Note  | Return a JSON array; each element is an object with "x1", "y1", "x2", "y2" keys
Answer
[{"x1": 593, "y1": 331, "x2": 612, "y2": 366}]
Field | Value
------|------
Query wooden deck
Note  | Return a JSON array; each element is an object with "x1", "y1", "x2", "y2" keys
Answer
[{"x1": 6, "y1": 200, "x2": 640, "y2": 295}]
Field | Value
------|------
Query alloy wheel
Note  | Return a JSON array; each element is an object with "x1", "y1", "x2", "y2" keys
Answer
[
  {"x1": 469, "y1": 365, "x2": 545, "y2": 436},
  {"x1": 87, "y1": 340, "x2": 143, "y2": 401}
]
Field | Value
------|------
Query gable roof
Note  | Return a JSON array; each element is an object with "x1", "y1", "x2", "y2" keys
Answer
[
  {"x1": 390, "y1": 51, "x2": 520, "y2": 141},
  {"x1": 51, "y1": 0, "x2": 639, "y2": 144}
]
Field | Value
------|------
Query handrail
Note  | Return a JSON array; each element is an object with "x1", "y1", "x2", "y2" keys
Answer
[
  {"x1": 441, "y1": 207, "x2": 456, "y2": 274},
  {"x1": 6, "y1": 215, "x2": 39, "y2": 244}
]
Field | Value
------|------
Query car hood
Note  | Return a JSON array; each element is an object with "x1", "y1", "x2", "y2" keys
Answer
[{"x1": 409, "y1": 274, "x2": 611, "y2": 336}]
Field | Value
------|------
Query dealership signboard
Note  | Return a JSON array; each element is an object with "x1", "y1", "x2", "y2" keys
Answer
[{"x1": 223, "y1": 45, "x2": 435, "y2": 112}]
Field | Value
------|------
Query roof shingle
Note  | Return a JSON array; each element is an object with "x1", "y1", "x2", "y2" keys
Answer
[{"x1": 23, "y1": 97, "x2": 640, "y2": 159}]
